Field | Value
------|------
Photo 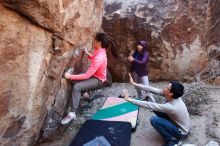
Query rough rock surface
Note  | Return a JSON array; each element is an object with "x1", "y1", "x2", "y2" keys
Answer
[
  {"x1": 103, "y1": 0, "x2": 220, "y2": 82},
  {"x1": 3, "y1": 0, "x2": 103, "y2": 45},
  {"x1": 1, "y1": 0, "x2": 220, "y2": 146},
  {"x1": 0, "y1": 1, "x2": 103, "y2": 145}
]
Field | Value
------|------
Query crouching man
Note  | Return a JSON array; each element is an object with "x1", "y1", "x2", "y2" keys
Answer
[{"x1": 122, "y1": 74, "x2": 190, "y2": 146}]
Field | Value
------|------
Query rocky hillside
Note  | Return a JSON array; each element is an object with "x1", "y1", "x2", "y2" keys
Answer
[
  {"x1": 0, "y1": 0, "x2": 103, "y2": 145},
  {"x1": 0, "y1": 0, "x2": 220, "y2": 146},
  {"x1": 103, "y1": 0, "x2": 220, "y2": 82}
]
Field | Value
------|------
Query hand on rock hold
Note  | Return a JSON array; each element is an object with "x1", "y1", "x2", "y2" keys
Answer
[
  {"x1": 82, "y1": 47, "x2": 92, "y2": 57},
  {"x1": 64, "y1": 72, "x2": 71, "y2": 79}
]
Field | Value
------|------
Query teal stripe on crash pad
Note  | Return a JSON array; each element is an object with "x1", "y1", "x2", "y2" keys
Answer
[{"x1": 92, "y1": 102, "x2": 138, "y2": 120}]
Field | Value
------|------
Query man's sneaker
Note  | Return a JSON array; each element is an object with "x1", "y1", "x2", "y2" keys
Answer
[
  {"x1": 162, "y1": 140, "x2": 181, "y2": 146},
  {"x1": 175, "y1": 140, "x2": 182, "y2": 146},
  {"x1": 61, "y1": 112, "x2": 76, "y2": 125}
]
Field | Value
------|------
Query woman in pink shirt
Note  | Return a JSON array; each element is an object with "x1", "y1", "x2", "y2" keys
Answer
[{"x1": 61, "y1": 33, "x2": 110, "y2": 125}]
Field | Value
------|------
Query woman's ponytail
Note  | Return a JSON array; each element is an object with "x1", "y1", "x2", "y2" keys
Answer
[{"x1": 95, "y1": 32, "x2": 118, "y2": 58}]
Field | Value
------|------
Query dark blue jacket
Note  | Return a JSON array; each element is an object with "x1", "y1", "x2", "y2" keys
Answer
[{"x1": 130, "y1": 51, "x2": 149, "y2": 77}]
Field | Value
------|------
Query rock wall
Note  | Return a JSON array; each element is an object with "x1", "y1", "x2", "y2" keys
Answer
[
  {"x1": 0, "y1": 0, "x2": 103, "y2": 145},
  {"x1": 103, "y1": 0, "x2": 220, "y2": 82}
]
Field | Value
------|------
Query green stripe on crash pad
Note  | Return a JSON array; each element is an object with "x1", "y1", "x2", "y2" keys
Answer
[{"x1": 92, "y1": 102, "x2": 138, "y2": 120}]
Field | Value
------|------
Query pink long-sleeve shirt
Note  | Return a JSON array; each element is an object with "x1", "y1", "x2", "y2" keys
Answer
[{"x1": 69, "y1": 48, "x2": 107, "y2": 82}]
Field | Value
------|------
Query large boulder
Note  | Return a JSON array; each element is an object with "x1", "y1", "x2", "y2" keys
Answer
[
  {"x1": 0, "y1": 0, "x2": 103, "y2": 145},
  {"x1": 2, "y1": 0, "x2": 103, "y2": 45},
  {"x1": 103, "y1": 0, "x2": 220, "y2": 82}
]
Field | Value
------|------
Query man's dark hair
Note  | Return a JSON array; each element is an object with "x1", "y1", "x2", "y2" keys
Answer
[
  {"x1": 169, "y1": 81, "x2": 184, "y2": 99},
  {"x1": 95, "y1": 32, "x2": 109, "y2": 48}
]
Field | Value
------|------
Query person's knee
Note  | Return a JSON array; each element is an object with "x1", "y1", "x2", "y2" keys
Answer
[
  {"x1": 150, "y1": 116, "x2": 159, "y2": 126},
  {"x1": 73, "y1": 83, "x2": 82, "y2": 92}
]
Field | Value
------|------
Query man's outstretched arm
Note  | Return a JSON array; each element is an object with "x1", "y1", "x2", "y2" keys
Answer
[
  {"x1": 129, "y1": 73, "x2": 164, "y2": 96},
  {"x1": 122, "y1": 89, "x2": 169, "y2": 112}
]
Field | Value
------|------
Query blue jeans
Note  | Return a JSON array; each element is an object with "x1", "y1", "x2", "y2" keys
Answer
[{"x1": 150, "y1": 115, "x2": 183, "y2": 142}]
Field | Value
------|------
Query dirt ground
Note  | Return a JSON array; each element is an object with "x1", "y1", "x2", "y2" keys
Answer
[{"x1": 39, "y1": 83, "x2": 220, "y2": 146}]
